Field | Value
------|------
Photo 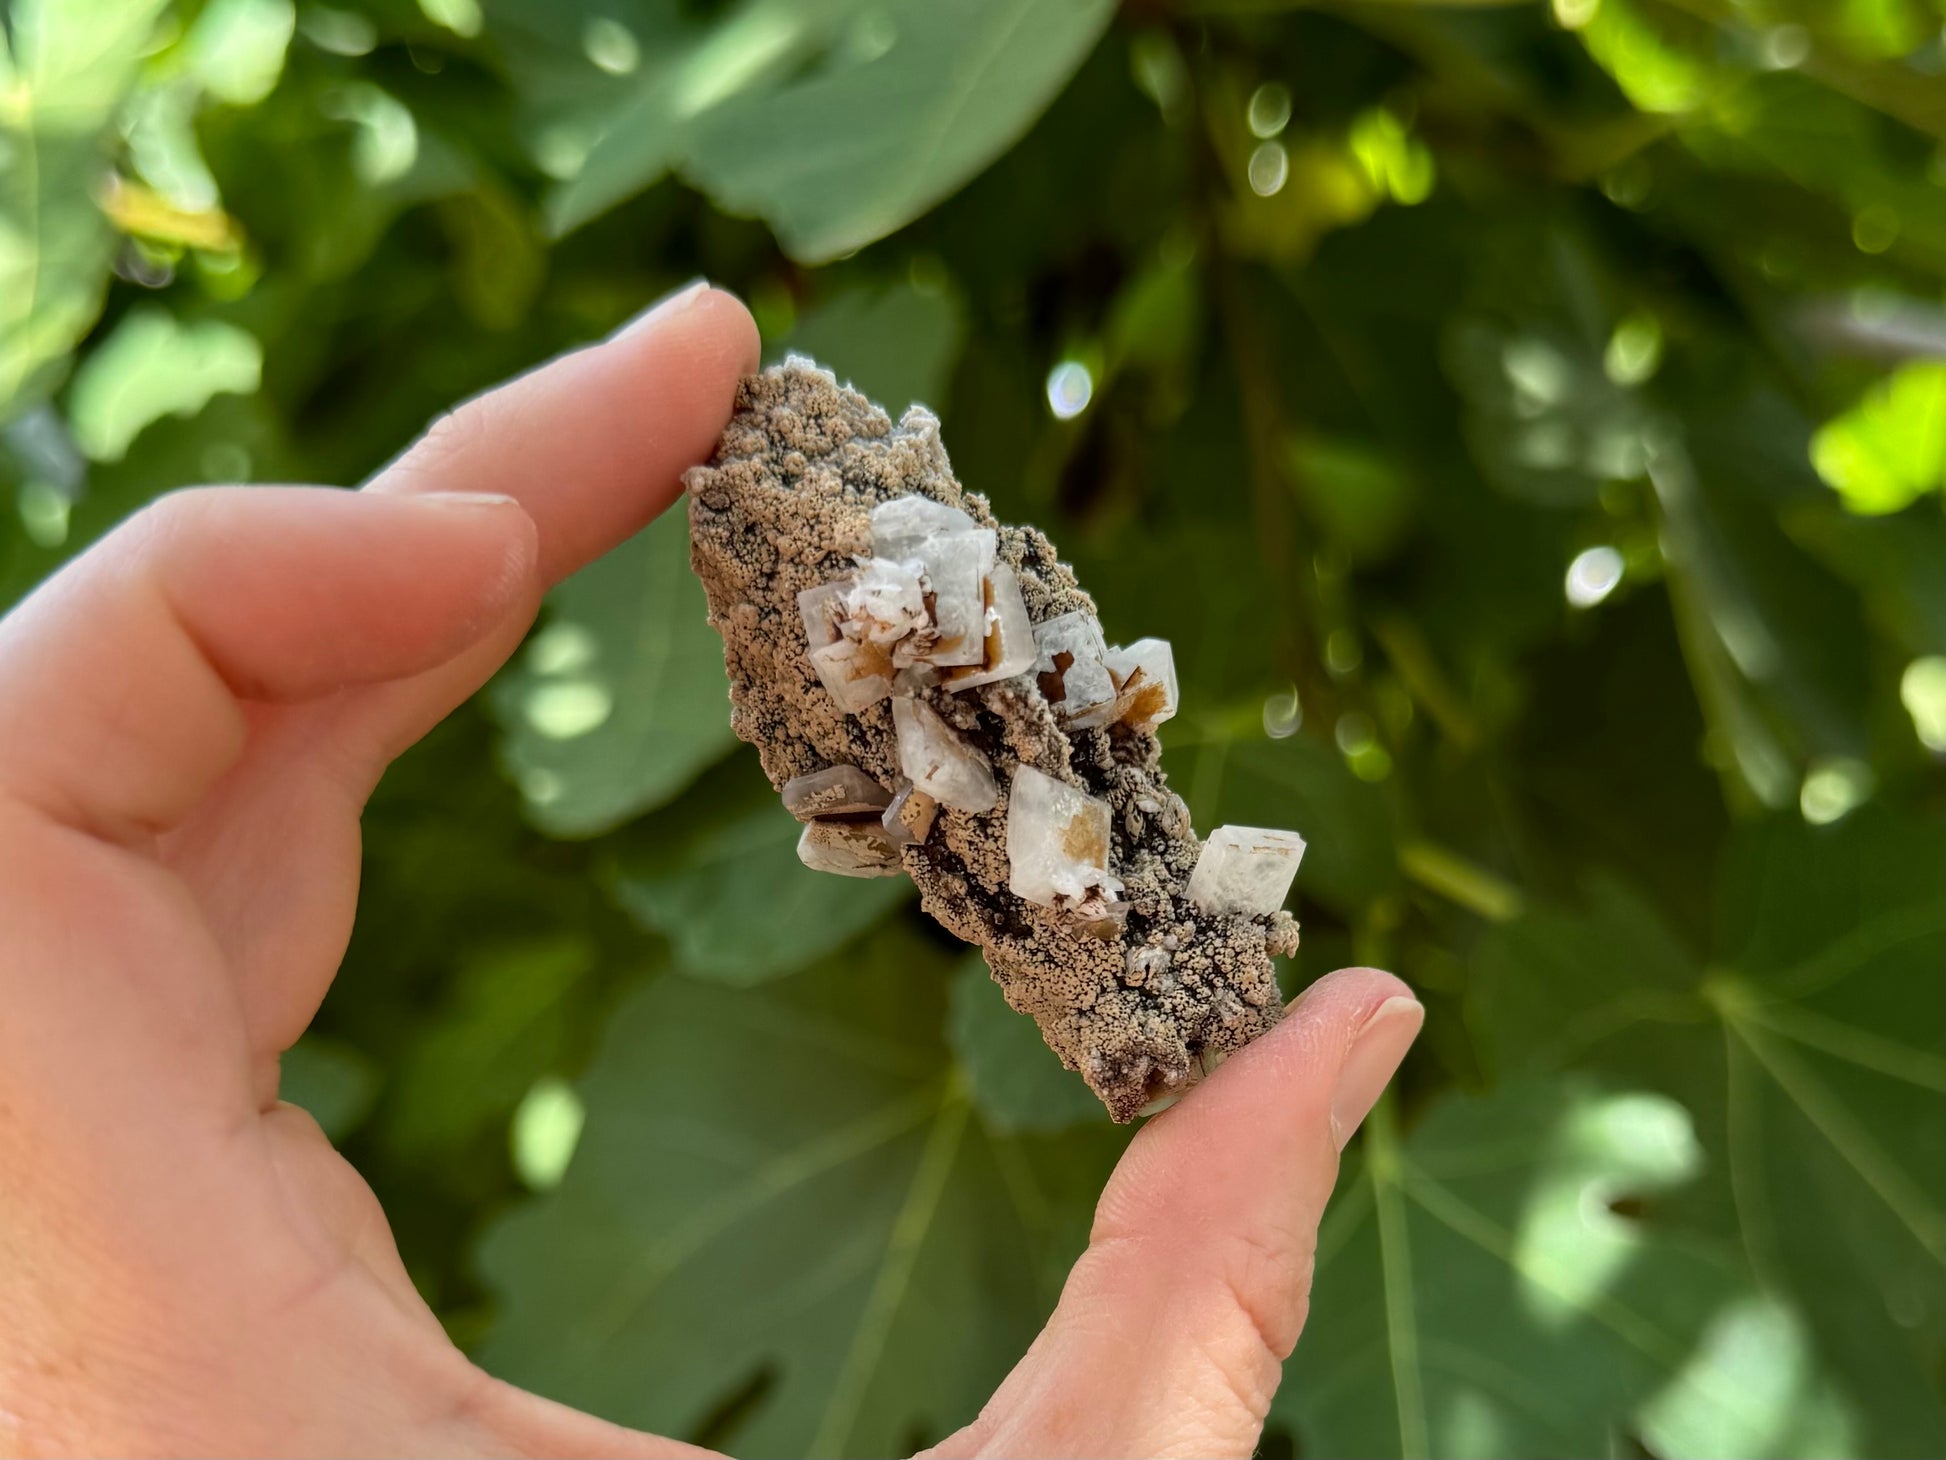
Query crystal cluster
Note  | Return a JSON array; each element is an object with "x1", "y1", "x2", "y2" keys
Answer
[{"x1": 686, "y1": 359, "x2": 1308, "y2": 1122}]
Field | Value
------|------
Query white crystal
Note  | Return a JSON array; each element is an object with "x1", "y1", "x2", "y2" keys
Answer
[
  {"x1": 798, "y1": 581, "x2": 848, "y2": 650},
  {"x1": 893, "y1": 697, "x2": 998, "y2": 812},
  {"x1": 1033, "y1": 611, "x2": 1118, "y2": 726},
  {"x1": 942, "y1": 565, "x2": 1038, "y2": 691},
  {"x1": 843, "y1": 558, "x2": 929, "y2": 646},
  {"x1": 1105, "y1": 637, "x2": 1179, "y2": 730},
  {"x1": 782, "y1": 765, "x2": 892, "y2": 820},
  {"x1": 797, "y1": 819, "x2": 902, "y2": 878},
  {"x1": 1006, "y1": 766, "x2": 1123, "y2": 907},
  {"x1": 870, "y1": 495, "x2": 979, "y2": 552},
  {"x1": 1186, "y1": 825, "x2": 1306, "y2": 916},
  {"x1": 870, "y1": 496, "x2": 994, "y2": 668},
  {"x1": 808, "y1": 637, "x2": 893, "y2": 711}
]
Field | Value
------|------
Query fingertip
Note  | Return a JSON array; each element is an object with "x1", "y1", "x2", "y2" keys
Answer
[
  {"x1": 611, "y1": 282, "x2": 762, "y2": 380},
  {"x1": 1285, "y1": 964, "x2": 1417, "y2": 1024}
]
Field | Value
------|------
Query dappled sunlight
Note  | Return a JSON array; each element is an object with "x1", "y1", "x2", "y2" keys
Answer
[
  {"x1": 1639, "y1": 1295, "x2": 1862, "y2": 1459},
  {"x1": 1510, "y1": 1092, "x2": 1700, "y2": 1331}
]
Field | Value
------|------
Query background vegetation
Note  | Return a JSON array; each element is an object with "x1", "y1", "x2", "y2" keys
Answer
[{"x1": 6, "y1": 0, "x2": 1946, "y2": 1453}]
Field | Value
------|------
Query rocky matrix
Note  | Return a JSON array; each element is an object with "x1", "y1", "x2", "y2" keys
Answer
[{"x1": 685, "y1": 358, "x2": 1305, "y2": 1121}]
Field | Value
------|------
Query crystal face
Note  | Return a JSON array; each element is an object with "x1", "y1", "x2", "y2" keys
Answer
[
  {"x1": 1185, "y1": 825, "x2": 1306, "y2": 916},
  {"x1": 797, "y1": 819, "x2": 902, "y2": 878},
  {"x1": 942, "y1": 564, "x2": 1037, "y2": 690},
  {"x1": 893, "y1": 697, "x2": 998, "y2": 812},
  {"x1": 1006, "y1": 766, "x2": 1123, "y2": 907},
  {"x1": 1033, "y1": 611, "x2": 1117, "y2": 725},
  {"x1": 1105, "y1": 637, "x2": 1179, "y2": 731},
  {"x1": 870, "y1": 495, "x2": 978, "y2": 551},
  {"x1": 843, "y1": 558, "x2": 929, "y2": 647},
  {"x1": 870, "y1": 496, "x2": 995, "y2": 668},
  {"x1": 782, "y1": 765, "x2": 892, "y2": 820},
  {"x1": 798, "y1": 581, "x2": 847, "y2": 650},
  {"x1": 808, "y1": 637, "x2": 893, "y2": 711},
  {"x1": 881, "y1": 783, "x2": 939, "y2": 847}
]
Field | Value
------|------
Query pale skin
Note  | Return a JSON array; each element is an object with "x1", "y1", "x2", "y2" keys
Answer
[{"x1": 0, "y1": 284, "x2": 1424, "y2": 1459}]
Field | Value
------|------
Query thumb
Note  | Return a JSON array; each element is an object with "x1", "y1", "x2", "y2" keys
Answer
[{"x1": 935, "y1": 967, "x2": 1423, "y2": 1460}]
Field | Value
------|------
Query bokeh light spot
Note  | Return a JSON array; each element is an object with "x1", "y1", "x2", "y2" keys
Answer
[
  {"x1": 1263, "y1": 687, "x2": 1302, "y2": 739},
  {"x1": 525, "y1": 681, "x2": 613, "y2": 740},
  {"x1": 583, "y1": 17, "x2": 640, "y2": 75},
  {"x1": 1799, "y1": 758, "x2": 1873, "y2": 826},
  {"x1": 417, "y1": 0, "x2": 481, "y2": 38},
  {"x1": 1900, "y1": 657, "x2": 1946, "y2": 752},
  {"x1": 1247, "y1": 141, "x2": 1289, "y2": 197},
  {"x1": 511, "y1": 1077, "x2": 585, "y2": 1190},
  {"x1": 1247, "y1": 82, "x2": 1291, "y2": 138},
  {"x1": 1045, "y1": 360, "x2": 1093, "y2": 420},
  {"x1": 1566, "y1": 545, "x2": 1625, "y2": 608},
  {"x1": 1604, "y1": 312, "x2": 1663, "y2": 386}
]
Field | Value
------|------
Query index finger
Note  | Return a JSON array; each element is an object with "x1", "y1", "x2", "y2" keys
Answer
[{"x1": 369, "y1": 282, "x2": 760, "y2": 585}]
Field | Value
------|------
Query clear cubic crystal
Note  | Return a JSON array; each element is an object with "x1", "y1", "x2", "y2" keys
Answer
[
  {"x1": 870, "y1": 495, "x2": 978, "y2": 552},
  {"x1": 843, "y1": 558, "x2": 929, "y2": 646},
  {"x1": 782, "y1": 765, "x2": 892, "y2": 820},
  {"x1": 892, "y1": 697, "x2": 998, "y2": 812},
  {"x1": 1033, "y1": 611, "x2": 1118, "y2": 726},
  {"x1": 808, "y1": 637, "x2": 892, "y2": 711},
  {"x1": 942, "y1": 564, "x2": 1037, "y2": 691},
  {"x1": 798, "y1": 581, "x2": 848, "y2": 650},
  {"x1": 1185, "y1": 825, "x2": 1306, "y2": 917},
  {"x1": 1105, "y1": 637, "x2": 1179, "y2": 731},
  {"x1": 919, "y1": 530, "x2": 996, "y2": 667},
  {"x1": 1006, "y1": 765, "x2": 1123, "y2": 907},
  {"x1": 870, "y1": 497, "x2": 995, "y2": 668},
  {"x1": 881, "y1": 783, "x2": 939, "y2": 847},
  {"x1": 797, "y1": 819, "x2": 902, "y2": 878}
]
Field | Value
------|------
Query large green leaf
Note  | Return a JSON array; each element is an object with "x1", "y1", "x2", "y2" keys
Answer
[
  {"x1": 493, "y1": 511, "x2": 739, "y2": 838},
  {"x1": 1277, "y1": 1082, "x2": 1761, "y2": 1459},
  {"x1": 474, "y1": 928, "x2": 1125, "y2": 1456},
  {"x1": 777, "y1": 280, "x2": 964, "y2": 417},
  {"x1": 0, "y1": 0, "x2": 170, "y2": 417},
  {"x1": 1472, "y1": 811, "x2": 1946, "y2": 1454},
  {"x1": 947, "y1": 953, "x2": 1109, "y2": 1135},
  {"x1": 381, "y1": 936, "x2": 594, "y2": 1164},
  {"x1": 608, "y1": 778, "x2": 912, "y2": 986},
  {"x1": 543, "y1": 0, "x2": 1115, "y2": 261}
]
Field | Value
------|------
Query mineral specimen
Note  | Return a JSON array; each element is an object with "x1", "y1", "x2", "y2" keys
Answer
[
  {"x1": 686, "y1": 358, "x2": 1305, "y2": 1121},
  {"x1": 1186, "y1": 826, "x2": 1308, "y2": 917}
]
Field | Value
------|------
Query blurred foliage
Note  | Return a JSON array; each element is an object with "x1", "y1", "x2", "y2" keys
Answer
[{"x1": 5, "y1": 0, "x2": 1946, "y2": 1454}]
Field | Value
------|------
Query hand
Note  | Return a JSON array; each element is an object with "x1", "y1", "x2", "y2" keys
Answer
[{"x1": 0, "y1": 282, "x2": 1423, "y2": 1459}]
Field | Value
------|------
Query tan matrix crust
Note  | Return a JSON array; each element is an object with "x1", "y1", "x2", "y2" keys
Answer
[{"x1": 685, "y1": 361, "x2": 1296, "y2": 1121}]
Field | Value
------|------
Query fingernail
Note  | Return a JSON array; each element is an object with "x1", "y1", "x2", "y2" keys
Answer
[
  {"x1": 1329, "y1": 996, "x2": 1424, "y2": 1150},
  {"x1": 417, "y1": 491, "x2": 524, "y2": 512},
  {"x1": 613, "y1": 277, "x2": 711, "y2": 340}
]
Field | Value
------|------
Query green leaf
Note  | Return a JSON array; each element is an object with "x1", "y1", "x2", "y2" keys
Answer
[
  {"x1": 777, "y1": 280, "x2": 964, "y2": 417},
  {"x1": 947, "y1": 953, "x2": 1109, "y2": 1134},
  {"x1": 1278, "y1": 1082, "x2": 1754, "y2": 1459},
  {"x1": 492, "y1": 511, "x2": 740, "y2": 838},
  {"x1": 382, "y1": 936, "x2": 594, "y2": 1163},
  {"x1": 547, "y1": 0, "x2": 1115, "y2": 260},
  {"x1": 687, "y1": 0, "x2": 1116, "y2": 262},
  {"x1": 0, "y1": 0, "x2": 171, "y2": 417},
  {"x1": 609, "y1": 758, "x2": 911, "y2": 985},
  {"x1": 67, "y1": 307, "x2": 263, "y2": 462},
  {"x1": 1471, "y1": 812, "x2": 1946, "y2": 1454},
  {"x1": 475, "y1": 928, "x2": 1125, "y2": 1456}
]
